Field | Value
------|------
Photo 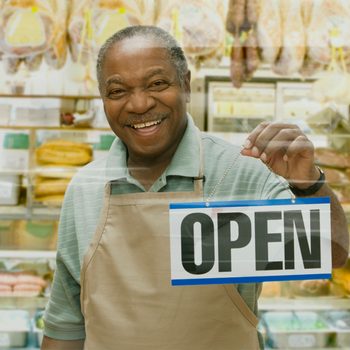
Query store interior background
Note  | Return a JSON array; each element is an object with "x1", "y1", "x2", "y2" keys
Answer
[{"x1": 0, "y1": 0, "x2": 350, "y2": 349}]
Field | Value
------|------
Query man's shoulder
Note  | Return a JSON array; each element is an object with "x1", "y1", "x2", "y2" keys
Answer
[{"x1": 201, "y1": 132, "x2": 263, "y2": 169}]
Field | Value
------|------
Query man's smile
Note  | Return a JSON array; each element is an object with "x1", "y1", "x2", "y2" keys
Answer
[{"x1": 129, "y1": 118, "x2": 163, "y2": 129}]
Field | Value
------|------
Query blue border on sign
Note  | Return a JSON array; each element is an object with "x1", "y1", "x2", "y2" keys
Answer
[
  {"x1": 169, "y1": 197, "x2": 330, "y2": 210},
  {"x1": 171, "y1": 273, "x2": 332, "y2": 286}
]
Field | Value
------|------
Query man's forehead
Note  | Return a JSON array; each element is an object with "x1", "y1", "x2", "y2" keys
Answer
[{"x1": 113, "y1": 36, "x2": 167, "y2": 54}]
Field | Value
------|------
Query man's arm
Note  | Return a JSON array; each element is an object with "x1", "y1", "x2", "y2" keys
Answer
[
  {"x1": 241, "y1": 122, "x2": 349, "y2": 267},
  {"x1": 308, "y1": 181, "x2": 349, "y2": 267},
  {"x1": 41, "y1": 336, "x2": 84, "y2": 350}
]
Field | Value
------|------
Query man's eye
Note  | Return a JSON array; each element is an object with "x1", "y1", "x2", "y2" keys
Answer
[
  {"x1": 108, "y1": 89, "x2": 126, "y2": 98},
  {"x1": 149, "y1": 80, "x2": 168, "y2": 90}
]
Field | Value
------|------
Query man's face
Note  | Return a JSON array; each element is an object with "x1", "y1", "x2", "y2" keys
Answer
[{"x1": 100, "y1": 36, "x2": 190, "y2": 163}]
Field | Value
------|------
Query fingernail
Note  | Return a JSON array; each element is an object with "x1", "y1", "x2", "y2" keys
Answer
[
  {"x1": 260, "y1": 152, "x2": 267, "y2": 162},
  {"x1": 283, "y1": 154, "x2": 288, "y2": 162},
  {"x1": 252, "y1": 146, "x2": 260, "y2": 157},
  {"x1": 244, "y1": 139, "x2": 252, "y2": 149}
]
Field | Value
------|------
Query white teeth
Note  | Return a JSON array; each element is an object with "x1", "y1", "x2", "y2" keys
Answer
[{"x1": 132, "y1": 119, "x2": 161, "y2": 129}]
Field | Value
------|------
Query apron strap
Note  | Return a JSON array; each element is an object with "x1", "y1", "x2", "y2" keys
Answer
[{"x1": 193, "y1": 127, "x2": 205, "y2": 194}]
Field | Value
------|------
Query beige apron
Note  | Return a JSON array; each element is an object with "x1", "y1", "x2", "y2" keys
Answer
[{"x1": 81, "y1": 163, "x2": 260, "y2": 350}]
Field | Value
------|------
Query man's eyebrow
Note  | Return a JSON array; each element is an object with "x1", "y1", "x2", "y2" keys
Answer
[
  {"x1": 106, "y1": 76, "x2": 123, "y2": 86},
  {"x1": 144, "y1": 68, "x2": 167, "y2": 80}
]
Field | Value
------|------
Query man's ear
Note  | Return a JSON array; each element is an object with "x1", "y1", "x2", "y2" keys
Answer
[{"x1": 184, "y1": 70, "x2": 191, "y2": 103}]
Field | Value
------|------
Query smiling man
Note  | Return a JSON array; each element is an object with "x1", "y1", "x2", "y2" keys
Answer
[{"x1": 41, "y1": 26, "x2": 349, "y2": 350}]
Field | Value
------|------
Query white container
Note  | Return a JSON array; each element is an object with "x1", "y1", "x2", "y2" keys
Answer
[
  {"x1": 263, "y1": 311, "x2": 331, "y2": 349},
  {"x1": 325, "y1": 311, "x2": 350, "y2": 348},
  {"x1": 0, "y1": 174, "x2": 20, "y2": 205},
  {"x1": 0, "y1": 310, "x2": 30, "y2": 348}
]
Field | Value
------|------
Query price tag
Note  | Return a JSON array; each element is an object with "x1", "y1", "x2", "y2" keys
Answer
[{"x1": 0, "y1": 183, "x2": 13, "y2": 199}]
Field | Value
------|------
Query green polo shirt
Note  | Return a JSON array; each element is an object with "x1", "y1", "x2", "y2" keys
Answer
[{"x1": 43, "y1": 116, "x2": 291, "y2": 341}]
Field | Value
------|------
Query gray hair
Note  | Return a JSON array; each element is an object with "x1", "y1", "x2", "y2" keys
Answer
[{"x1": 96, "y1": 25, "x2": 189, "y2": 91}]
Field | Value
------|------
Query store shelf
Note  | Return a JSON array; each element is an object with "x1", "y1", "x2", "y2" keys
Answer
[
  {"x1": 0, "y1": 296, "x2": 48, "y2": 309},
  {"x1": 0, "y1": 250, "x2": 56, "y2": 260},
  {"x1": 0, "y1": 125, "x2": 110, "y2": 131},
  {"x1": 259, "y1": 297, "x2": 350, "y2": 311},
  {"x1": 31, "y1": 207, "x2": 61, "y2": 220},
  {"x1": 0, "y1": 206, "x2": 60, "y2": 220},
  {"x1": 0, "y1": 205, "x2": 28, "y2": 220}
]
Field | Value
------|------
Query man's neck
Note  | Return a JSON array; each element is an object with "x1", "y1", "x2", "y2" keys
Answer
[{"x1": 127, "y1": 158, "x2": 170, "y2": 191}]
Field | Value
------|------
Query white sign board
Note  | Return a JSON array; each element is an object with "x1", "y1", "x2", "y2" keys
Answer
[{"x1": 169, "y1": 197, "x2": 331, "y2": 286}]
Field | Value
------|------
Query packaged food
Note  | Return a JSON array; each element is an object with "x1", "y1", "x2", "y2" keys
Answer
[
  {"x1": 260, "y1": 282, "x2": 281, "y2": 298},
  {"x1": 0, "y1": 174, "x2": 20, "y2": 206},
  {"x1": 0, "y1": 272, "x2": 47, "y2": 297},
  {"x1": 0, "y1": 310, "x2": 30, "y2": 348},
  {"x1": 288, "y1": 279, "x2": 331, "y2": 297},
  {"x1": 35, "y1": 139, "x2": 92, "y2": 166},
  {"x1": 315, "y1": 148, "x2": 350, "y2": 169},
  {"x1": 15, "y1": 221, "x2": 58, "y2": 251}
]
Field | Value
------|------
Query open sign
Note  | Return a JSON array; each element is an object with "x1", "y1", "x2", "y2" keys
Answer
[{"x1": 169, "y1": 197, "x2": 331, "y2": 286}]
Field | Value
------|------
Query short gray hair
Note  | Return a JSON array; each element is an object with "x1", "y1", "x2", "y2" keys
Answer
[{"x1": 96, "y1": 25, "x2": 189, "y2": 91}]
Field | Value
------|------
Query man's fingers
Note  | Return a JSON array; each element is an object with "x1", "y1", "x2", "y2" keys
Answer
[
  {"x1": 243, "y1": 122, "x2": 270, "y2": 149},
  {"x1": 243, "y1": 123, "x2": 299, "y2": 157},
  {"x1": 259, "y1": 128, "x2": 303, "y2": 163},
  {"x1": 284, "y1": 135, "x2": 314, "y2": 161}
]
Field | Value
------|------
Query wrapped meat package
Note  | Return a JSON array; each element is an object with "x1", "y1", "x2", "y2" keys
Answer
[
  {"x1": 68, "y1": 0, "x2": 143, "y2": 64},
  {"x1": 156, "y1": 0, "x2": 225, "y2": 66},
  {"x1": 0, "y1": 0, "x2": 55, "y2": 57},
  {"x1": 273, "y1": 0, "x2": 306, "y2": 75},
  {"x1": 256, "y1": 0, "x2": 282, "y2": 64},
  {"x1": 307, "y1": 0, "x2": 350, "y2": 65},
  {"x1": 43, "y1": 0, "x2": 68, "y2": 69}
]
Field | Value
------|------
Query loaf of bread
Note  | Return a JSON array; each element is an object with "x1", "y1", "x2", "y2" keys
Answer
[
  {"x1": 36, "y1": 140, "x2": 92, "y2": 166},
  {"x1": 315, "y1": 148, "x2": 350, "y2": 169}
]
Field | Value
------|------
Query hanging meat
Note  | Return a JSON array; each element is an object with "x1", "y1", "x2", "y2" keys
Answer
[
  {"x1": 256, "y1": 0, "x2": 282, "y2": 64},
  {"x1": 226, "y1": 0, "x2": 246, "y2": 35},
  {"x1": 0, "y1": 1, "x2": 54, "y2": 58},
  {"x1": 307, "y1": 0, "x2": 350, "y2": 66},
  {"x1": 156, "y1": 0, "x2": 225, "y2": 67},
  {"x1": 230, "y1": 34, "x2": 245, "y2": 89},
  {"x1": 299, "y1": 0, "x2": 324, "y2": 77},
  {"x1": 24, "y1": 53, "x2": 43, "y2": 71},
  {"x1": 245, "y1": 0, "x2": 259, "y2": 27},
  {"x1": 244, "y1": 29, "x2": 260, "y2": 79},
  {"x1": 273, "y1": 0, "x2": 306, "y2": 76},
  {"x1": 68, "y1": 0, "x2": 143, "y2": 65},
  {"x1": 43, "y1": 0, "x2": 68, "y2": 69}
]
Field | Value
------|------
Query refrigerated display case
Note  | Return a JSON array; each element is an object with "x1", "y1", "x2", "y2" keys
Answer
[
  {"x1": 275, "y1": 82, "x2": 349, "y2": 134},
  {"x1": 205, "y1": 78, "x2": 275, "y2": 133}
]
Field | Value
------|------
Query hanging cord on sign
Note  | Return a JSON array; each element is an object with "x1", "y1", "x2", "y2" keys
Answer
[{"x1": 205, "y1": 146, "x2": 296, "y2": 205}]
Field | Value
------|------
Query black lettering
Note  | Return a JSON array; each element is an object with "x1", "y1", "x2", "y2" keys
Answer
[
  {"x1": 181, "y1": 213, "x2": 215, "y2": 274},
  {"x1": 218, "y1": 213, "x2": 251, "y2": 272},
  {"x1": 284, "y1": 209, "x2": 321, "y2": 269},
  {"x1": 255, "y1": 211, "x2": 283, "y2": 271}
]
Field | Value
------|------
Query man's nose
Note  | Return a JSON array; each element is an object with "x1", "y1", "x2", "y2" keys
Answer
[{"x1": 125, "y1": 90, "x2": 156, "y2": 114}]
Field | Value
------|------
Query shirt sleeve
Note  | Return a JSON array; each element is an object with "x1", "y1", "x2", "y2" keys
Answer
[
  {"x1": 262, "y1": 172, "x2": 292, "y2": 199},
  {"x1": 43, "y1": 182, "x2": 86, "y2": 340}
]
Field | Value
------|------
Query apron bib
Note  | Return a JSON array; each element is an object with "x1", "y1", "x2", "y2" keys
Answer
[{"x1": 81, "y1": 147, "x2": 260, "y2": 350}]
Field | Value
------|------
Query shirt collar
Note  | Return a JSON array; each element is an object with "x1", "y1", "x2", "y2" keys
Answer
[
  {"x1": 165, "y1": 115, "x2": 201, "y2": 178},
  {"x1": 104, "y1": 114, "x2": 201, "y2": 182}
]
